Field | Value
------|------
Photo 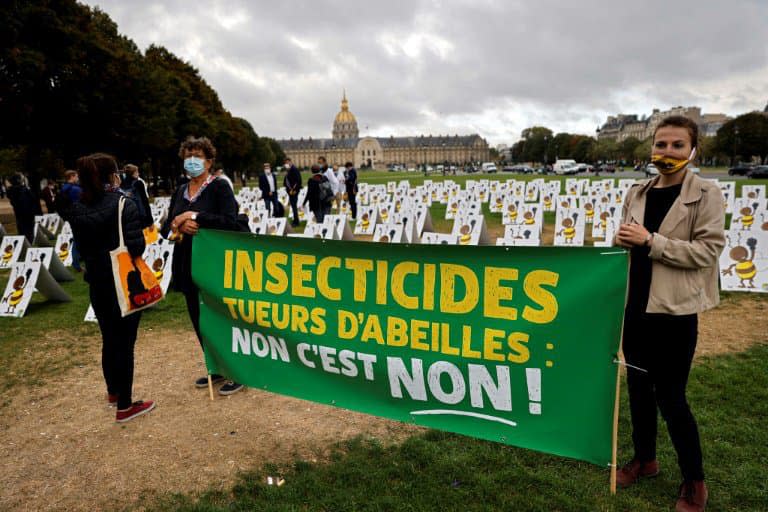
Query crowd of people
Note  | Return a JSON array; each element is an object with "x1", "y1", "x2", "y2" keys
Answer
[{"x1": 1, "y1": 117, "x2": 721, "y2": 511}]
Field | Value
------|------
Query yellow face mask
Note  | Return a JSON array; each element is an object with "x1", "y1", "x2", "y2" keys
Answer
[{"x1": 651, "y1": 148, "x2": 696, "y2": 175}]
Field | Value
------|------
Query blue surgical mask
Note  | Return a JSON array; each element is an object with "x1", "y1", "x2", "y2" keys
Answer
[{"x1": 184, "y1": 157, "x2": 206, "y2": 177}]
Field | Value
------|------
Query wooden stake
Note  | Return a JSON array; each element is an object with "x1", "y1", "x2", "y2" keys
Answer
[
  {"x1": 610, "y1": 360, "x2": 621, "y2": 495},
  {"x1": 208, "y1": 374, "x2": 215, "y2": 401}
]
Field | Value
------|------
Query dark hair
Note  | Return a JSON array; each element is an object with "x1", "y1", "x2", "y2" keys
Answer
[
  {"x1": 317, "y1": 156, "x2": 327, "y2": 164},
  {"x1": 77, "y1": 153, "x2": 118, "y2": 205},
  {"x1": 64, "y1": 170, "x2": 77, "y2": 181},
  {"x1": 345, "y1": 161, "x2": 353, "y2": 167},
  {"x1": 311, "y1": 164, "x2": 321, "y2": 173},
  {"x1": 653, "y1": 116, "x2": 699, "y2": 149},
  {"x1": 178, "y1": 136, "x2": 217, "y2": 160}
]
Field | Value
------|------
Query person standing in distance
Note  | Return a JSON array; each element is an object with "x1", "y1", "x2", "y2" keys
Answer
[
  {"x1": 283, "y1": 157, "x2": 302, "y2": 226},
  {"x1": 614, "y1": 116, "x2": 725, "y2": 512},
  {"x1": 318, "y1": 156, "x2": 339, "y2": 210},
  {"x1": 58, "y1": 153, "x2": 155, "y2": 422},
  {"x1": 258, "y1": 162, "x2": 278, "y2": 215},
  {"x1": 61, "y1": 170, "x2": 83, "y2": 271},
  {"x1": 344, "y1": 161, "x2": 358, "y2": 220},
  {"x1": 303, "y1": 164, "x2": 330, "y2": 223},
  {"x1": 161, "y1": 136, "x2": 245, "y2": 396}
]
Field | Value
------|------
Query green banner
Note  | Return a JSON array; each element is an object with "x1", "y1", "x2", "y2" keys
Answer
[{"x1": 192, "y1": 230, "x2": 628, "y2": 465}]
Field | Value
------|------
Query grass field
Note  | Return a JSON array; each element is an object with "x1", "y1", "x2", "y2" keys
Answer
[
  {"x1": 1, "y1": 170, "x2": 767, "y2": 511},
  {"x1": 142, "y1": 344, "x2": 768, "y2": 512}
]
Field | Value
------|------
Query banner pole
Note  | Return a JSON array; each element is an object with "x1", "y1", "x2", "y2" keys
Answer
[
  {"x1": 208, "y1": 374, "x2": 215, "y2": 401},
  {"x1": 610, "y1": 353, "x2": 622, "y2": 495}
]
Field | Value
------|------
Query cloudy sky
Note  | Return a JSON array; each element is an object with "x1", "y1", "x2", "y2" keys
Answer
[{"x1": 85, "y1": 0, "x2": 768, "y2": 145}]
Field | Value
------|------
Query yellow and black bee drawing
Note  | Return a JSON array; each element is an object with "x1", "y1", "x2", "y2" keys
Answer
[
  {"x1": 557, "y1": 213, "x2": 579, "y2": 244},
  {"x1": 2, "y1": 239, "x2": 18, "y2": 266},
  {"x1": 722, "y1": 237, "x2": 758, "y2": 288},
  {"x1": 1, "y1": 268, "x2": 33, "y2": 315}
]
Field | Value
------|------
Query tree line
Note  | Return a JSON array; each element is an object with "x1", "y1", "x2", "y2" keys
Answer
[
  {"x1": 508, "y1": 113, "x2": 768, "y2": 167},
  {"x1": 0, "y1": 0, "x2": 285, "y2": 187}
]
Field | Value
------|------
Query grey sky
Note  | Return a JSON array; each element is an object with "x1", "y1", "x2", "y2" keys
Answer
[{"x1": 86, "y1": 0, "x2": 768, "y2": 145}]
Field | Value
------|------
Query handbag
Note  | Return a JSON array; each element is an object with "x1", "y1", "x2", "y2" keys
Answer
[{"x1": 111, "y1": 197, "x2": 164, "y2": 316}]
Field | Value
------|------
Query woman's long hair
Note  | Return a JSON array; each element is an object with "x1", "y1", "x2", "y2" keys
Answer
[{"x1": 77, "y1": 153, "x2": 118, "y2": 205}]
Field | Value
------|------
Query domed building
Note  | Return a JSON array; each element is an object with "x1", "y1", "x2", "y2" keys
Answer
[{"x1": 278, "y1": 93, "x2": 489, "y2": 169}]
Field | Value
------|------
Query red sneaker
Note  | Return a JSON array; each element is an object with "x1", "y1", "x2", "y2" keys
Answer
[
  {"x1": 107, "y1": 394, "x2": 119, "y2": 406},
  {"x1": 115, "y1": 400, "x2": 156, "y2": 423},
  {"x1": 675, "y1": 480, "x2": 708, "y2": 512},
  {"x1": 616, "y1": 459, "x2": 660, "y2": 488}
]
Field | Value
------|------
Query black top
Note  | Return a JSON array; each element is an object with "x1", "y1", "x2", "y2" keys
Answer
[
  {"x1": 59, "y1": 192, "x2": 145, "y2": 285},
  {"x1": 258, "y1": 173, "x2": 278, "y2": 198},
  {"x1": 160, "y1": 177, "x2": 238, "y2": 293},
  {"x1": 626, "y1": 184, "x2": 682, "y2": 313},
  {"x1": 283, "y1": 165, "x2": 302, "y2": 193},
  {"x1": 345, "y1": 167, "x2": 358, "y2": 193},
  {"x1": 303, "y1": 173, "x2": 328, "y2": 210}
]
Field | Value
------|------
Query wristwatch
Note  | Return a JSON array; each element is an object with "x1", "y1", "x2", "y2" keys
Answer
[
  {"x1": 644, "y1": 233, "x2": 653, "y2": 246},
  {"x1": 190, "y1": 212, "x2": 197, "y2": 221}
]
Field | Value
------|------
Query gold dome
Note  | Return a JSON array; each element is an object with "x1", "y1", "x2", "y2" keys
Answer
[
  {"x1": 332, "y1": 90, "x2": 359, "y2": 140},
  {"x1": 334, "y1": 91, "x2": 357, "y2": 124}
]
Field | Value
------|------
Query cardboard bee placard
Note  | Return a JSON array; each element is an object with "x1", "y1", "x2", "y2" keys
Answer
[
  {"x1": 25, "y1": 247, "x2": 74, "y2": 282},
  {"x1": 144, "y1": 241, "x2": 175, "y2": 293},
  {"x1": 54, "y1": 233, "x2": 75, "y2": 267},
  {"x1": 730, "y1": 198, "x2": 767, "y2": 231},
  {"x1": 591, "y1": 205, "x2": 621, "y2": 240},
  {"x1": 496, "y1": 225, "x2": 541, "y2": 246},
  {"x1": 421, "y1": 232, "x2": 458, "y2": 245},
  {"x1": 0, "y1": 260, "x2": 71, "y2": 318},
  {"x1": 719, "y1": 230, "x2": 768, "y2": 293},
  {"x1": 741, "y1": 185, "x2": 766, "y2": 200},
  {"x1": 450, "y1": 214, "x2": 490, "y2": 246},
  {"x1": 353, "y1": 207, "x2": 378, "y2": 235},
  {"x1": 373, "y1": 224, "x2": 405, "y2": 244},
  {"x1": 32, "y1": 223, "x2": 55, "y2": 247},
  {"x1": 1, "y1": 235, "x2": 30, "y2": 270},
  {"x1": 554, "y1": 208, "x2": 586, "y2": 247}
]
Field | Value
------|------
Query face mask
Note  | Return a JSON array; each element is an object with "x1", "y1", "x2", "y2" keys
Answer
[
  {"x1": 651, "y1": 148, "x2": 696, "y2": 175},
  {"x1": 284, "y1": 164, "x2": 290, "y2": 169},
  {"x1": 184, "y1": 157, "x2": 206, "y2": 177},
  {"x1": 264, "y1": 168, "x2": 271, "y2": 174}
]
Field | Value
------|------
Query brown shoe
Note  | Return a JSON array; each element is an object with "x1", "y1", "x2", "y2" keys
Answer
[
  {"x1": 616, "y1": 459, "x2": 660, "y2": 488},
  {"x1": 675, "y1": 480, "x2": 708, "y2": 512}
]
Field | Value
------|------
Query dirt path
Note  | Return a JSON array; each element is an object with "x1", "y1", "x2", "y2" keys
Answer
[{"x1": 0, "y1": 296, "x2": 766, "y2": 512}]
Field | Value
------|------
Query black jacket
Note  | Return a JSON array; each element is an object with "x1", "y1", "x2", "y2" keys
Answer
[
  {"x1": 345, "y1": 167, "x2": 358, "y2": 193},
  {"x1": 59, "y1": 192, "x2": 145, "y2": 285},
  {"x1": 7, "y1": 185, "x2": 39, "y2": 240},
  {"x1": 161, "y1": 177, "x2": 238, "y2": 293},
  {"x1": 283, "y1": 165, "x2": 302, "y2": 194},
  {"x1": 258, "y1": 172, "x2": 278, "y2": 199},
  {"x1": 303, "y1": 173, "x2": 328, "y2": 211}
]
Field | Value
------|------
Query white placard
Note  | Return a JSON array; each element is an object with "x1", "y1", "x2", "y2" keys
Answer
[
  {"x1": 1, "y1": 235, "x2": 29, "y2": 270},
  {"x1": 554, "y1": 208, "x2": 586, "y2": 246},
  {"x1": 719, "y1": 230, "x2": 768, "y2": 292},
  {"x1": 25, "y1": 247, "x2": 73, "y2": 282}
]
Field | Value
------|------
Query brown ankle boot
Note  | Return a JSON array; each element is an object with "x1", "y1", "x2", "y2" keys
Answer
[
  {"x1": 675, "y1": 480, "x2": 708, "y2": 512},
  {"x1": 616, "y1": 459, "x2": 660, "y2": 488}
]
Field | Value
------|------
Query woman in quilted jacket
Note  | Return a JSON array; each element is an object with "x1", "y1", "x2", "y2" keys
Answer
[{"x1": 59, "y1": 153, "x2": 155, "y2": 423}]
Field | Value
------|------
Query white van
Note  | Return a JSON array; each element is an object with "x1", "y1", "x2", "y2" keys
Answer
[
  {"x1": 553, "y1": 159, "x2": 577, "y2": 175},
  {"x1": 481, "y1": 162, "x2": 497, "y2": 173}
]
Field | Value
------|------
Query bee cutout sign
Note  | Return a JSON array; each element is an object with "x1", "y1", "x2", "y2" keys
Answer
[
  {"x1": 1, "y1": 235, "x2": 30, "y2": 270},
  {"x1": 25, "y1": 247, "x2": 74, "y2": 282},
  {"x1": 719, "y1": 230, "x2": 768, "y2": 293},
  {"x1": 0, "y1": 260, "x2": 71, "y2": 318}
]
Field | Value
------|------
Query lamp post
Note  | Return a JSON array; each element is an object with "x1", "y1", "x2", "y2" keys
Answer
[
  {"x1": 733, "y1": 126, "x2": 739, "y2": 166},
  {"x1": 543, "y1": 135, "x2": 549, "y2": 168}
]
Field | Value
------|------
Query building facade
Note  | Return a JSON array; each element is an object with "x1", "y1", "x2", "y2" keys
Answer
[
  {"x1": 278, "y1": 94, "x2": 490, "y2": 169},
  {"x1": 597, "y1": 106, "x2": 731, "y2": 141}
]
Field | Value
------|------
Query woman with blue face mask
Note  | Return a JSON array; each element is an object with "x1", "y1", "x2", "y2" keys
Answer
[{"x1": 161, "y1": 136, "x2": 245, "y2": 397}]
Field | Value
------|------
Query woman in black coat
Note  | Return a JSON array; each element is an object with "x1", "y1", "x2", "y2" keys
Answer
[
  {"x1": 160, "y1": 136, "x2": 244, "y2": 396},
  {"x1": 58, "y1": 153, "x2": 155, "y2": 423},
  {"x1": 302, "y1": 164, "x2": 330, "y2": 223}
]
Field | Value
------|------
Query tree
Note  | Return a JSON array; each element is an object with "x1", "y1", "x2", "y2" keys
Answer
[
  {"x1": 618, "y1": 137, "x2": 641, "y2": 164},
  {"x1": 715, "y1": 113, "x2": 768, "y2": 165}
]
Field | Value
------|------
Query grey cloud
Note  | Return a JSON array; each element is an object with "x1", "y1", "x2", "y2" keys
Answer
[{"x1": 88, "y1": 0, "x2": 768, "y2": 143}]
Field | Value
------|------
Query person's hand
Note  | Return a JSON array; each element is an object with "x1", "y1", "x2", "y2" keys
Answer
[
  {"x1": 171, "y1": 212, "x2": 196, "y2": 231},
  {"x1": 616, "y1": 223, "x2": 651, "y2": 247},
  {"x1": 180, "y1": 219, "x2": 199, "y2": 235}
]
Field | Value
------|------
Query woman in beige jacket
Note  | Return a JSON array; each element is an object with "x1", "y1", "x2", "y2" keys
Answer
[{"x1": 614, "y1": 116, "x2": 725, "y2": 512}]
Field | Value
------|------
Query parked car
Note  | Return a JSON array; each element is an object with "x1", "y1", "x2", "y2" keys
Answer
[
  {"x1": 481, "y1": 162, "x2": 498, "y2": 173},
  {"x1": 748, "y1": 165, "x2": 768, "y2": 179},
  {"x1": 502, "y1": 165, "x2": 516, "y2": 172},
  {"x1": 644, "y1": 164, "x2": 659, "y2": 177},
  {"x1": 728, "y1": 165, "x2": 754, "y2": 176},
  {"x1": 596, "y1": 164, "x2": 616, "y2": 173}
]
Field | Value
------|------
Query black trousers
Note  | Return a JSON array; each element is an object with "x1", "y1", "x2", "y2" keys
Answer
[
  {"x1": 622, "y1": 310, "x2": 704, "y2": 481},
  {"x1": 263, "y1": 195, "x2": 278, "y2": 215},
  {"x1": 90, "y1": 282, "x2": 142, "y2": 410},
  {"x1": 183, "y1": 287, "x2": 203, "y2": 350},
  {"x1": 347, "y1": 190, "x2": 357, "y2": 219},
  {"x1": 288, "y1": 194, "x2": 300, "y2": 225}
]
